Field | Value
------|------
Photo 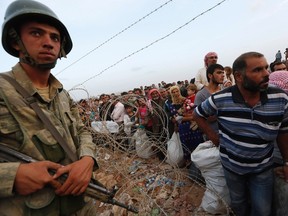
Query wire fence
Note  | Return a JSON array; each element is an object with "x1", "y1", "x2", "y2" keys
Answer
[{"x1": 74, "y1": 92, "x2": 234, "y2": 215}]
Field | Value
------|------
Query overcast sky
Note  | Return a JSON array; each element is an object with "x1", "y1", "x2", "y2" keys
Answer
[{"x1": 0, "y1": 0, "x2": 287, "y2": 100}]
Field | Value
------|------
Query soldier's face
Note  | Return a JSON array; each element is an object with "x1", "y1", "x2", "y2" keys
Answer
[{"x1": 17, "y1": 21, "x2": 61, "y2": 64}]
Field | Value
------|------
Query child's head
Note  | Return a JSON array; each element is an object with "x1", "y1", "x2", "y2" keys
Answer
[
  {"x1": 124, "y1": 104, "x2": 133, "y2": 113},
  {"x1": 137, "y1": 97, "x2": 146, "y2": 106},
  {"x1": 186, "y1": 84, "x2": 197, "y2": 96}
]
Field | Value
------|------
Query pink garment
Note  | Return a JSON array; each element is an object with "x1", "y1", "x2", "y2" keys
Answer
[
  {"x1": 269, "y1": 70, "x2": 288, "y2": 93},
  {"x1": 147, "y1": 88, "x2": 162, "y2": 114},
  {"x1": 204, "y1": 52, "x2": 218, "y2": 66},
  {"x1": 147, "y1": 88, "x2": 161, "y2": 100},
  {"x1": 138, "y1": 106, "x2": 153, "y2": 127}
]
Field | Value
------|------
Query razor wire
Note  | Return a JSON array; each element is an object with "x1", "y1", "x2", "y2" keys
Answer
[
  {"x1": 73, "y1": 92, "x2": 235, "y2": 215},
  {"x1": 69, "y1": 0, "x2": 228, "y2": 91},
  {"x1": 56, "y1": 0, "x2": 174, "y2": 76}
]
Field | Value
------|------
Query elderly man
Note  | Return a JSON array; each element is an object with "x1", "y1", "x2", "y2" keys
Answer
[{"x1": 194, "y1": 52, "x2": 218, "y2": 90}]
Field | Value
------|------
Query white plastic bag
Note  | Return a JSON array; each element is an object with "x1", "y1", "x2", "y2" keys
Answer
[
  {"x1": 166, "y1": 132, "x2": 184, "y2": 167},
  {"x1": 273, "y1": 172, "x2": 288, "y2": 216},
  {"x1": 191, "y1": 141, "x2": 230, "y2": 214},
  {"x1": 133, "y1": 128, "x2": 153, "y2": 159},
  {"x1": 91, "y1": 121, "x2": 119, "y2": 133}
]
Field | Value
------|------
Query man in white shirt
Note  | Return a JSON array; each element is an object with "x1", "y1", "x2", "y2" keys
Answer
[
  {"x1": 111, "y1": 100, "x2": 125, "y2": 123},
  {"x1": 194, "y1": 52, "x2": 218, "y2": 90}
]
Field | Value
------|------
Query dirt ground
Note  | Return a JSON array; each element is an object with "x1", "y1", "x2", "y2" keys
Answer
[{"x1": 89, "y1": 139, "x2": 232, "y2": 216}]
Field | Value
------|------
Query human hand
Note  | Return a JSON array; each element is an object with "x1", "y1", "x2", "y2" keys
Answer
[
  {"x1": 175, "y1": 115, "x2": 183, "y2": 124},
  {"x1": 14, "y1": 161, "x2": 62, "y2": 195},
  {"x1": 53, "y1": 156, "x2": 94, "y2": 196},
  {"x1": 209, "y1": 133, "x2": 220, "y2": 147}
]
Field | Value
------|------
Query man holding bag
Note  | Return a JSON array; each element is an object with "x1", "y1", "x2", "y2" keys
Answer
[{"x1": 193, "y1": 52, "x2": 288, "y2": 216}]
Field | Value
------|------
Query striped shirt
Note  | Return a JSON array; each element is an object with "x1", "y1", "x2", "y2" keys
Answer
[{"x1": 195, "y1": 85, "x2": 288, "y2": 175}]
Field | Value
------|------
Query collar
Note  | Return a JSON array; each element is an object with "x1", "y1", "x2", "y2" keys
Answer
[
  {"x1": 11, "y1": 63, "x2": 63, "y2": 100},
  {"x1": 231, "y1": 85, "x2": 268, "y2": 105}
]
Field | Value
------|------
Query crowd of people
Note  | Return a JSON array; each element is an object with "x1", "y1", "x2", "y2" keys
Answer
[
  {"x1": 76, "y1": 50, "x2": 288, "y2": 216},
  {"x1": 0, "y1": 0, "x2": 288, "y2": 215}
]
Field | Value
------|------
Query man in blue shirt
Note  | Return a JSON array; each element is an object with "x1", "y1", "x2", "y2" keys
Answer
[{"x1": 193, "y1": 52, "x2": 288, "y2": 216}]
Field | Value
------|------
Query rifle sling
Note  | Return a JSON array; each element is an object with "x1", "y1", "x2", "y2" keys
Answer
[{"x1": 1, "y1": 74, "x2": 77, "y2": 162}]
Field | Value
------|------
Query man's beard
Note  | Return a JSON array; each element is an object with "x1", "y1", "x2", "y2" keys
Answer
[
  {"x1": 242, "y1": 75, "x2": 269, "y2": 92},
  {"x1": 152, "y1": 96, "x2": 159, "y2": 101},
  {"x1": 212, "y1": 77, "x2": 223, "y2": 85}
]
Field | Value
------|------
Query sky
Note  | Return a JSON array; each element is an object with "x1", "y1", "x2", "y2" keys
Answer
[{"x1": 0, "y1": 0, "x2": 288, "y2": 101}]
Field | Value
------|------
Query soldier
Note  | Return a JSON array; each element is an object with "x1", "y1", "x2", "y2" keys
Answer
[{"x1": 0, "y1": 0, "x2": 99, "y2": 215}]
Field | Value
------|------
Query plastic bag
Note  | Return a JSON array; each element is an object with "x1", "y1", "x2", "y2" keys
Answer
[
  {"x1": 166, "y1": 132, "x2": 184, "y2": 167},
  {"x1": 273, "y1": 172, "x2": 288, "y2": 216},
  {"x1": 91, "y1": 121, "x2": 119, "y2": 133},
  {"x1": 191, "y1": 141, "x2": 230, "y2": 214},
  {"x1": 133, "y1": 128, "x2": 153, "y2": 159}
]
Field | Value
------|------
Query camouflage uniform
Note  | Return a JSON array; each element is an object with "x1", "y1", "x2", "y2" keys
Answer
[{"x1": 0, "y1": 63, "x2": 98, "y2": 215}]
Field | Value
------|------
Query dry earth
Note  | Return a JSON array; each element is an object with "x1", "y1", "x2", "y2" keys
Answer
[{"x1": 89, "y1": 136, "x2": 232, "y2": 216}]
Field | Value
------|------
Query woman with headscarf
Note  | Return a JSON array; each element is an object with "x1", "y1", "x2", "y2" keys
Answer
[
  {"x1": 167, "y1": 86, "x2": 204, "y2": 165},
  {"x1": 147, "y1": 89, "x2": 168, "y2": 160}
]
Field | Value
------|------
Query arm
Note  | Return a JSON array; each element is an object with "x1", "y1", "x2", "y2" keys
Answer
[
  {"x1": 124, "y1": 114, "x2": 134, "y2": 127},
  {"x1": 194, "y1": 89, "x2": 218, "y2": 123},
  {"x1": 0, "y1": 162, "x2": 20, "y2": 197},
  {"x1": 53, "y1": 92, "x2": 97, "y2": 195},
  {"x1": 53, "y1": 156, "x2": 94, "y2": 196},
  {"x1": 194, "y1": 70, "x2": 204, "y2": 91},
  {"x1": 14, "y1": 161, "x2": 62, "y2": 195},
  {"x1": 0, "y1": 161, "x2": 62, "y2": 197},
  {"x1": 111, "y1": 103, "x2": 124, "y2": 122},
  {"x1": 192, "y1": 106, "x2": 219, "y2": 146}
]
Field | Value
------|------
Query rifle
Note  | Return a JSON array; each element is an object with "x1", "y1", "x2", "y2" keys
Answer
[{"x1": 0, "y1": 143, "x2": 138, "y2": 213}]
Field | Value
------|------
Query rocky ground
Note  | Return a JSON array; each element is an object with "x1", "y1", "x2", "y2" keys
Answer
[{"x1": 88, "y1": 134, "x2": 232, "y2": 216}]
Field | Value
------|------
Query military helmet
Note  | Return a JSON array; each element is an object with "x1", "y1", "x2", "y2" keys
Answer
[{"x1": 2, "y1": 0, "x2": 72, "y2": 57}]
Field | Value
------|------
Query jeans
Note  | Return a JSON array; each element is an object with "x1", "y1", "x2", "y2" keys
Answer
[{"x1": 223, "y1": 168, "x2": 273, "y2": 216}]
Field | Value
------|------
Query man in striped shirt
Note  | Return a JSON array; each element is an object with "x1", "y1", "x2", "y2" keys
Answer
[{"x1": 193, "y1": 52, "x2": 288, "y2": 216}]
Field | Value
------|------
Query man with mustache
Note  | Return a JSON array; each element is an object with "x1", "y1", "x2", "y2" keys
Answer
[
  {"x1": 194, "y1": 52, "x2": 219, "y2": 90},
  {"x1": 193, "y1": 52, "x2": 288, "y2": 216}
]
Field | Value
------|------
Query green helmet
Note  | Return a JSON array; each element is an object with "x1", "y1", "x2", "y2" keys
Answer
[{"x1": 2, "y1": 0, "x2": 73, "y2": 58}]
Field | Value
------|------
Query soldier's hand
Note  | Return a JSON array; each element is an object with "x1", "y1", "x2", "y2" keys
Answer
[
  {"x1": 14, "y1": 161, "x2": 62, "y2": 195},
  {"x1": 53, "y1": 156, "x2": 94, "y2": 196}
]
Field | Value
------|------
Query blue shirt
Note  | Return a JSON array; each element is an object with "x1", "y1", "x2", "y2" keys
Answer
[{"x1": 195, "y1": 85, "x2": 288, "y2": 175}]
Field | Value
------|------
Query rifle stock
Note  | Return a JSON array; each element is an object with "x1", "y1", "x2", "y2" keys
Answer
[{"x1": 0, "y1": 144, "x2": 138, "y2": 213}]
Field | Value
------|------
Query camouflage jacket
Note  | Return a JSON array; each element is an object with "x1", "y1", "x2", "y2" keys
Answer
[{"x1": 0, "y1": 63, "x2": 98, "y2": 215}]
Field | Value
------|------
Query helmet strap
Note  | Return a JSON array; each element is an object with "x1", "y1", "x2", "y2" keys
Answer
[
  {"x1": 8, "y1": 28, "x2": 57, "y2": 69},
  {"x1": 59, "y1": 37, "x2": 67, "y2": 58}
]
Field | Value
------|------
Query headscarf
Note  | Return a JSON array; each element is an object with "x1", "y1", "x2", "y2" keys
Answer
[
  {"x1": 147, "y1": 88, "x2": 161, "y2": 100},
  {"x1": 204, "y1": 52, "x2": 218, "y2": 67},
  {"x1": 169, "y1": 85, "x2": 186, "y2": 105},
  {"x1": 147, "y1": 88, "x2": 163, "y2": 114},
  {"x1": 269, "y1": 70, "x2": 288, "y2": 93}
]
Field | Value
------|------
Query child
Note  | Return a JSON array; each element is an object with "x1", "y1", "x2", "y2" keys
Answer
[
  {"x1": 183, "y1": 84, "x2": 198, "y2": 130},
  {"x1": 136, "y1": 97, "x2": 153, "y2": 133},
  {"x1": 123, "y1": 103, "x2": 137, "y2": 150},
  {"x1": 186, "y1": 84, "x2": 197, "y2": 104},
  {"x1": 123, "y1": 104, "x2": 137, "y2": 136}
]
